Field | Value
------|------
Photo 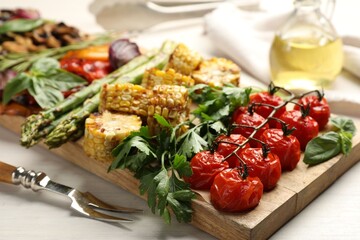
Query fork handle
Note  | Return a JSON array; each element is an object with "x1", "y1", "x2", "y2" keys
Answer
[{"x1": 0, "y1": 161, "x2": 17, "y2": 184}]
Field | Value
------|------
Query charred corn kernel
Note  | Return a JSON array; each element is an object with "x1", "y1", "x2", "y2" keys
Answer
[
  {"x1": 192, "y1": 58, "x2": 241, "y2": 87},
  {"x1": 147, "y1": 85, "x2": 190, "y2": 135},
  {"x1": 166, "y1": 43, "x2": 202, "y2": 75},
  {"x1": 142, "y1": 68, "x2": 195, "y2": 88},
  {"x1": 99, "y1": 83, "x2": 148, "y2": 116},
  {"x1": 83, "y1": 111, "x2": 142, "y2": 163}
]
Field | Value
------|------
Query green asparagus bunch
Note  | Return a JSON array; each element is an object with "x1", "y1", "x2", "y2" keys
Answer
[{"x1": 20, "y1": 40, "x2": 177, "y2": 148}]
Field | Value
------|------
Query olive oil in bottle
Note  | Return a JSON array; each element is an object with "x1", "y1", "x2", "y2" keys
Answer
[
  {"x1": 270, "y1": 35, "x2": 343, "y2": 91},
  {"x1": 269, "y1": 0, "x2": 343, "y2": 92}
]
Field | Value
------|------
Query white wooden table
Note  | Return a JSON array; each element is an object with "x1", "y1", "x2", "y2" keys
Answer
[{"x1": 1, "y1": 0, "x2": 360, "y2": 239}]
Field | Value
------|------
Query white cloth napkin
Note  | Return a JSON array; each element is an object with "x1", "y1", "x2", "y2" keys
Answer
[{"x1": 204, "y1": 2, "x2": 360, "y2": 84}]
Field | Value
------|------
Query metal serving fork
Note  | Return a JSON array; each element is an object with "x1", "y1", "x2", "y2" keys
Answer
[{"x1": 0, "y1": 161, "x2": 142, "y2": 222}]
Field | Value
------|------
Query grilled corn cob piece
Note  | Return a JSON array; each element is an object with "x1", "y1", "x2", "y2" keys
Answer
[
  {"x1": 147, "y1": 85, "x2": 190, "y2": 135},
  {"x1": 141, "y1": 68, "x2": 195, "y2": 88},
  {"x1": 191, "y1": 57, "x2": 241, "y2": 87},
  {"x1": 83, "y1": 111, "x2": 142, "y2": 163},
  {"x1": 166, "y1": 43, "x2": 202, "y2": 76},
  {"x1": 99, "y1": 83, "x2": 148, "y2": 116}
]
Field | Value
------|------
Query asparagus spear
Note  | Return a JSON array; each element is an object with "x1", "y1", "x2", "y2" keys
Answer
[
  {"x1": 21, "y1": 48, "x2": 159, "y2": 148},
  {"x1": 44, "y1": 40, "x2": 177, "y2": 148}
]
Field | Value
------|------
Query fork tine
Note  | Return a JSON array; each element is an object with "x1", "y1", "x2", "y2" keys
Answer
[
  {"x1": 84, "y1": 192, "x2": 143, "y2": 213},
  {"x1": 70, "y1": 201, "x2": 133, "y2": 222}
]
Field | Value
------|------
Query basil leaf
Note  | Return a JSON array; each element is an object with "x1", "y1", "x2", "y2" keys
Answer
[
  {"x1": 331, "y1": 117, "x2": 356, "y2": 135},
  {"x1": 3, "y1": 58, "x2": 86, "y2": 108},
  {"x1": 28, "y1": 82, "x2": 63, "y2": 109},
  {"x1": 339, "y1": 131, "x2": 353, "y2": 155},
  {"x1": 0, "y1": 19, "x2": 45, "y2": 34},
  {"x1": 303, "y1": 131, "x2": 341, "y2": 165},
  {"x1": 2, "y1": 73, "x2": 31, "y2": 104},
  {"x1": 30, "y1": 58, "x2": 59, "y2": 76},
  {"x1": 46, "y1": 69, "x2": 86, "y2": 91}
]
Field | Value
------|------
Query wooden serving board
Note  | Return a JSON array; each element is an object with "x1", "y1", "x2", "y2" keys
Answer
[{"x1": 1, "y1": 115, "x2": 360, "y2": 240}]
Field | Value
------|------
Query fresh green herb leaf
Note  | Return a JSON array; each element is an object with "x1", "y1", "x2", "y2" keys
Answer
[
  {"x1": 167, "y1": 174, "x2": 195, "y2": 223},
  {"x1": 144, "y1": 171, "x2": 159, "y2": 213},
  {"x1": 339, "y1": 131, "x2": 353, "y2": 155},
  {"x1": 154, "y1": 168, "x2": 170, "y2": 199},
  {"x1": 154, "y1": 114, "x2": 172, "y2": 128},
  {"x1": 177, "y1": 127, "x2": 208, "y2": 158},
  {"x1": 30, "y1": 58, "x2": 59, "y2": 76},
  {"x1": 167, "y1": 192, "x2": 193, "y2": 223},
  {"x1": 139, "y1": 171, "x2": 158, "y2": 195},
  {"x1": 2, "y1": 73, "x2": 31, "y2": 104},
  {"x1": 46, "y1": 70, "x2": 87, "y2": 91},
  {"x1": 173, "y1": 154, "x2": 192, "y2": 177},
  {"x1": 29, "y1": 82, "x2": 64, "y2": 109},
  {"x1": 189, "y1": 84, "x2": 251, "y2": 122},
  {"x1": 0, "y1": 19, "x2": 45, "y2": 34},
  {"x1": 170, "y1": 190, "x2": 196, "y2": 202},
  {"x1": 139, "y1": 166, "x2": 194, "y2": 223},
  {"x1": 209, "y1": 120, "x2": 226, "y2": 134},
  {"x1": 110, "y1": 135, "x2": 156, "y2": 171},
  {"x1": 331, "y1": 117, "x2": 356, "y2": 135},
  {"x1": 303, "y1": 131, "x2": 341, "y2": 165},
  {"x1": 2, "y1": 58, "x2": 86, "y2": 108},
  {"x1": 304, "y1": 117, "x2": 356, "y2": 165},
  {"x1": 112, "y1": 119, "x2": 197, "y2": 223}
]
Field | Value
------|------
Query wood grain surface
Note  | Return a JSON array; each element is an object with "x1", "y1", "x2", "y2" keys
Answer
[{"x1": 1, "y1": 115, "x2": 359, "y2": 240}]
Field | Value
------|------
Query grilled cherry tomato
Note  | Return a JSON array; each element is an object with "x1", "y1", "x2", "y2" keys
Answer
[
  {"x1": 231, "y1": 106, "x2": 247, "y2": 123},
  {"x1": 232, "y1": 109, "x2": 269, "y2": 147},
  {"x1": 259, "y1": 128, "x2": 301, "y2": 171},
  {"x1": 185, "y1": 151, "x2": 229, "y2": 190},
  {"x1": 294, "y1": 95, "x2": 330, "y2": 130},
  {"x1": 215, "y1": 134, "x2": 250, "y2": 168},
  {"x1": 249, "y1": 92, "x2": 286, "y2": 127},
  {"x1": 60, "y1": 58, "x2": 111, "y2": 83},
  {"x1": 276, "y1": 110, "x2": 319, "y2": 151},
  {"x1": 210, "y1": 168, "x2": 263, "y2": 212},
  {"x1": 238, "y1": 148, "x2": 281, "y2": 191}
]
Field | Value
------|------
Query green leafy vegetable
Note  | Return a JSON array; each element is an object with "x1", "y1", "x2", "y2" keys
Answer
[
  {"x1": 110, "y1": 115, "x2": 226, "y2": 223},
  {"x1": 1, "y1": 73, "x2": 31, "y2": 102},
  {"x1": 0, "y1": 19, "x2": 45, "y2": 34},
  {"x1": 189, "y1": 84, "x2": 251, "y2": 123},
  {"x1": 331, "y1": 117, "x2": 356, "y2": 135},
  {"x1": 2, "y1": 58, "x2": 87, "y2": 109},
  {"x1": 304, "y1": 116, "x2": 356, "y2": 165},
  {"x1": 303, "y1": 132, "x2": 341, "y2": 165},
  {"x1": 173, "y1": 154, "x2": 192, "y2": 177},
  {"x1": 110, "y1": 127, "x2": 156, "y2": 173},
  {"x1": 176, "y1": 126, "x2": 208, "y2": 158}
]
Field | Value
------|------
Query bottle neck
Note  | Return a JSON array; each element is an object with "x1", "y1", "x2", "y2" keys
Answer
[{"x1": 294, "y1": 0, "x2": 321, "y2": 12}]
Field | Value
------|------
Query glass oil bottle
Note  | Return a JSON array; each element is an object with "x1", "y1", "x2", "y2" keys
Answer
[{"x1": 269, "y1": 0, "x2": 343, "y2": 92}]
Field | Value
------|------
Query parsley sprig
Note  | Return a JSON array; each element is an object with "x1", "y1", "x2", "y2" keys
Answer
[
  {"x1": 110, "y1": 114, "x2": 226, "y2": 223},
  {"x1": 109, "y1": 84, "x2": 252, "y2": 223},
  {"x1": 189, "y1": 84, "x2": 252, "y2": 123}
]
